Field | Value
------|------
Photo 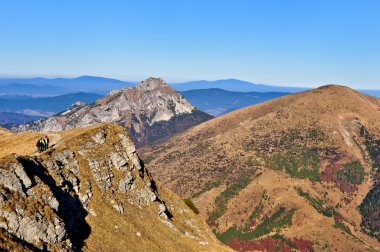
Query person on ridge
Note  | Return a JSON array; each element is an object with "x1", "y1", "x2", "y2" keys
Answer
[
  {"x1": 36, "y1": 139, "x2": 41, "y2": 152},
  {"x1": 43, "y1": 135, "x2": 49, "y2": 149},
  {"x1": 36, "y1": 138, "x2": 44, "y2": 152},
  {"x1": 40, "y1": 138, "x2": 46, "y2": 151}
]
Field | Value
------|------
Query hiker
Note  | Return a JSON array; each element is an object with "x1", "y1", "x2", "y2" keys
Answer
[
  {"x1": 40, "y1": 138, "x2": 45, "y2": 152},
  {"x1": 43, "y1": 135, "x2": 50, "y2": 149},
  {"x1": 36, "y1": 139, "x2": 41, "y2": 152},
  {"x1": 36, "y1": 138, "x2": 44, "y2": 152}
]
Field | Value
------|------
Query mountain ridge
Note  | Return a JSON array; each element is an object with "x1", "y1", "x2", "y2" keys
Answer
[
  {"x1": 0, "y1": 123, "x2": 230, "y2": 251},
  {"x1": 140, "y1": 84, "x2": 380, "y2": 251},
  {"x1": 180, "y1": 88, "x2": 289, "y2": 116},
  {"x1": 171, "y1": 79, "x2": 308, "y2": 93}
]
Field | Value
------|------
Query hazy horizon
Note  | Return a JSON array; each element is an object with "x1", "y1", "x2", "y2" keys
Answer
[
  {"x1": 1, "y1": 1, "x2": 379, "y2": 89},
  {"x1": 1, "y1": 75, "x2": 380, "y2": 91}
]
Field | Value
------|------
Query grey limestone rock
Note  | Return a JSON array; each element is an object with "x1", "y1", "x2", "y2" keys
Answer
[
  {"x1": 92, "y1": 130, "x2": 106, "y2": 144},
  {"x1": 118, "y1": 172, "x2": 135, "y2": 193},
  {"x1": 110, "y1": 152, "x2": 128, "y2": 170}
]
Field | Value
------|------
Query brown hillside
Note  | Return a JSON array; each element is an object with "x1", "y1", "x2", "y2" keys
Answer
[
  {"x1": 0, "y1": 124, "x2": 231, "y2": 251},
  {"x1": 141, "y1": 85, "x2": 380, "y2": 251}
]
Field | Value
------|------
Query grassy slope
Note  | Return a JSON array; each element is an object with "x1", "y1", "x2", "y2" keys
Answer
[{"x1": 140, "y1": 85, "x2": 380, "y2": 251}]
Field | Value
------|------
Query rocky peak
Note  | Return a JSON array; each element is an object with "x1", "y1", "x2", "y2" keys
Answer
[
  {"x1": 69, "y1": 100, "x2": 85, "y2": 109},
  {"x1": 136, "y1": 77, "x2": 168, "y2": 92},
  {"x1": 11, "y1": 77, "x2": 213, "y2": 147}
]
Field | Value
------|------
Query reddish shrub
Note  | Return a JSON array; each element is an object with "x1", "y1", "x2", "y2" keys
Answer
[
  {"x1": 227, "y1": 239, "x2": 264, "y2": 252},
  {"x1": 206, "y1": 220, "x2": 219, "y2": 229},
  {"x1": 291, "y1": 238, "x2": 314, "y2": 252}
]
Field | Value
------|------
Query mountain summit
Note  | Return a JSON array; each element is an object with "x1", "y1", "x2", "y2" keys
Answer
[
  {"x1": 13, "y1": 78, "x2": 212, "y2": 146},
  {"x1": 141, "y1": 85, "x2": 380, "y2": 251}
]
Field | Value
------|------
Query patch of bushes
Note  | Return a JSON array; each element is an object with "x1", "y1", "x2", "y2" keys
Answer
[
  {"x1": 361, "y1": 126, "x2": 380, "y2": 170},
  {"x1": 265, "y1": 146, "x2": 321, "y2": 182},
  {"x1": 216, "y1": 207, "x2": 295, "y2": 243},
  {"x1": 334, "y1": 221, "x2": 352, "y2": 235},
  {"x1": 359, "y1": 183, "x2": 380, "y2": 241},
  {"x1": 192, "y1": 172, "x2": 228, "y2": 198},
  {"x1": 183, "y1": 198, "x2": 199, "y2": 214},
  {"x1": 208, "y1": 171, "x2": 253, "y2": 222},
  {"x1": 336, "y1": 161, "x2": 365, "y2": 184},
  {"x1": 244, "y1": 202, "x2": 264, "y2": 231},
  {"x1": 296, "y1": 187, "x2": 334, "y2": 217}
]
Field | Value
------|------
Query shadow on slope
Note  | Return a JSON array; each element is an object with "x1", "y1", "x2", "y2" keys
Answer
[{"x1": 16, "y1": 157, "x2": 91, "y2": 251}]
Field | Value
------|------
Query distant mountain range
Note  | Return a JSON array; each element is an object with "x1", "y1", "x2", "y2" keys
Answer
[
  {"x1": 0, "y1": 76, "x2": 379, "y2": 98},
  {"x1": 361, "y1": 89, "x2": 380, "y2": 98},
  {"x1": 0, "y1": 92, "x2": 102, "y2": 117},
  {"x1": 0, "y1": 83, "x2": 70, "y2": 96},
  {"x1": 0, "y1": 112, "x2": 41, "y2": 125},
  {"x1": 171, "y1": 79, "x2": 308, "y2": 93},
  {"x1": 0, "y1": 76, "x2": 135, "y2": 95},
  {"x1": 181, "y1": 88, "x2": 289, "y2": 116}
]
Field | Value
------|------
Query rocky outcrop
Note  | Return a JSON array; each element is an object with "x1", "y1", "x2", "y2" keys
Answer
[
  {"x1": 12, "y1": 78, "x2": 213, "y2": 147},
  {"x1": 0, "y1": 124, "x2": 229, "y2": 251}
]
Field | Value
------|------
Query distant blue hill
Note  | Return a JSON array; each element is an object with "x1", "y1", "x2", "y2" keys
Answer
[
  {"x1": 360, "y1": 89, "x2": 380, "y2": 98},
  {"x1": 0, "y1": 92, "x2": 102, "y2": 117},
  {"x1": 181, "y1": 88, "x2": 289, "y2": 116},
  {"x1": 172, "y1": 79, "x2": 308, "y2": 93},
  {"x1": 0, "y1": 112, "x2": 42, "y2": 125},
  {"x1": 0, "y1": 76, "x2": 135, "y2": 95},
  {"x1": 0, "y1": 83, "x2": 70, "y2": 96}
]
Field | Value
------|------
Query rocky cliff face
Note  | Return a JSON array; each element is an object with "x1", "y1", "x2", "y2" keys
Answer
[
  {"x1": 12, "y1": 78, "x2": 213, "y2": 147},
  {"x1": 0, "y1": 124, "x2": 229, "y2": 251}
]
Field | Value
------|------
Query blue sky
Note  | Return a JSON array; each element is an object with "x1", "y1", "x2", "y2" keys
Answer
[{"x1": 0, "y1": 0, "x2": 379, "y2": 89}]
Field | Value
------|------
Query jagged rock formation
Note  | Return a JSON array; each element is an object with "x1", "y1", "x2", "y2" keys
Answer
[
  {"x1": 141, "y1": 85, "x2": 380, "y2": 251},
  {"x1": 12, "y1": 78, "x2": 213, "y2": 147},
  {"x1": 0, "y1": 124, "x2": 230, "y2": 251}
]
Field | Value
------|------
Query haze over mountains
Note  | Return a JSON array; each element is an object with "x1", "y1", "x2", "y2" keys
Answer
[
  {"x1": 171, "y1": 79, "x2": 308, "y2": 93},
  {"x1": 141, "y1": 85, "x2": 380, "y2": 251},
  {"x1": 5, "y1": 75, "x2": 379, "y2": 96},
  {"x1": 2, "y1": 75, "x2": 377, "y2": 124},
  {"x1": 181, "y1": 89, "x2": 289, "y2": 116},
  {"x1": 0, "y1": 76, "x2": 135, "y2": 95},
  {"x1": 0, "y1": 93, "x2": 102, "y2": 116}
]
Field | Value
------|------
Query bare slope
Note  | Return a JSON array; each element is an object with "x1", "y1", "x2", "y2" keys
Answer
[
  {"x1": 13, "y1": 78, "x2": 212, "y2": 147},
  {"x1": 141, "y1": 85, "x2": 380, "y2": 251},
  {"x1": 0, "y1": 124, "x2": 230, "y2": 251}
]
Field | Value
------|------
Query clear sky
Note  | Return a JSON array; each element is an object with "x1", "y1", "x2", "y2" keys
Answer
[{"x1": 0, "y1": 0, "x2": 379, "y2": 89}]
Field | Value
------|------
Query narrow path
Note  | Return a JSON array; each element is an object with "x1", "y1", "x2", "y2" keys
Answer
[
  {"x1": 48, "y1": 133, "x2": 61, "y2": 147},
  {"x1": 194, "y1": 192, "x2": 206, "y2": 203}
]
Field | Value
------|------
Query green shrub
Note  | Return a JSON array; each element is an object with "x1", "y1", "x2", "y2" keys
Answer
[
  {"x1": 265, "y1": 146, "x2": 321, "y2": 182},
  {"x1": 215, "y1": 207, "x2": 295, "y2": 243},
  {"x1": 208, "y1": 171, "x2": 253, "y2": 221},
  {"x1": 183, "y1": 198, "x2": 199, "y2": 214},
  {"x1": 337, "y1": 161, "x2": 365, "y2": 184},
  {"x1": 296, "y1": 187, "x2": 334, "y2": 217}
]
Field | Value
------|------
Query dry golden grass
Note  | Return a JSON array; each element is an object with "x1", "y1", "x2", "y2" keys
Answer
[
  {"x1": 140, "y1": 85, "x2": 380, "y2": 251},
  {"x1": 0, "y1": 124, "x2": 231, "y2": 252}
]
